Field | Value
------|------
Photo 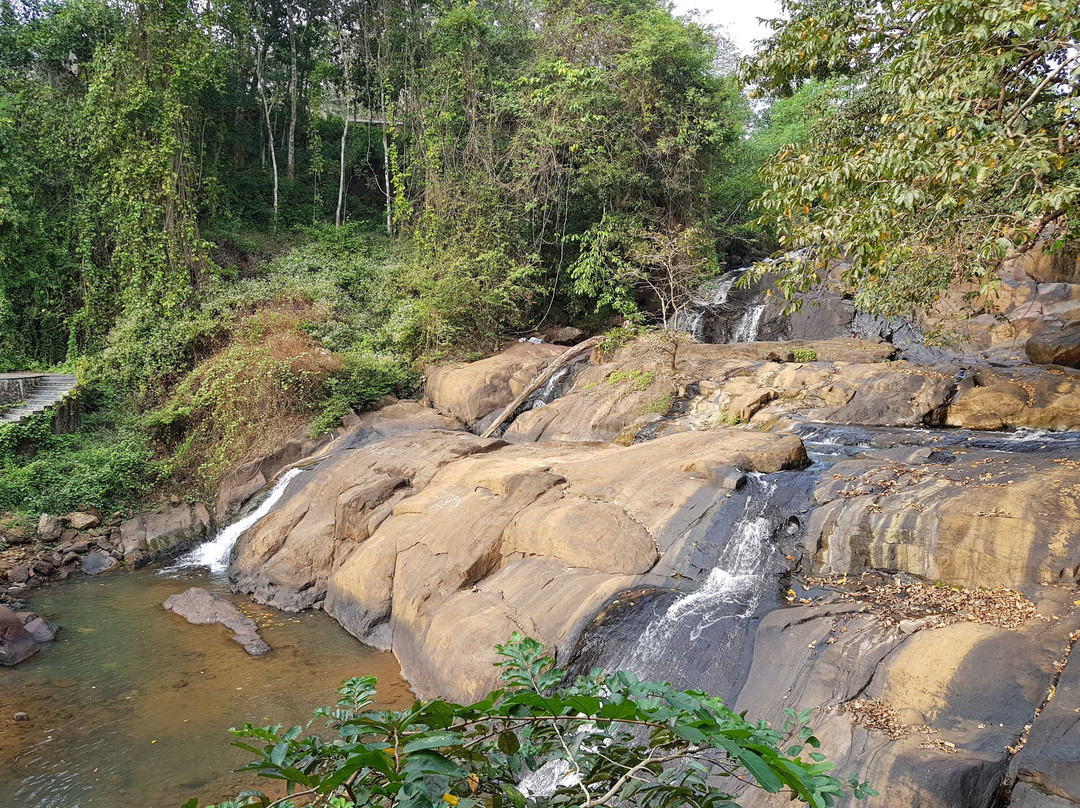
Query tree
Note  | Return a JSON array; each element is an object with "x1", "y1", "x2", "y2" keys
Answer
[
  {"x1": 744, "y1": 0, "x2": 1080, "y2": 319},
  {"x1": 185, "y1": 634, "x2": 874, "y2": 808}
]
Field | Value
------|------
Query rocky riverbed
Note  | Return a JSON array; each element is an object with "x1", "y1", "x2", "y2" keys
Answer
[{"x1": 5, "y1": 307, "x2": 1080, "y2": 806}]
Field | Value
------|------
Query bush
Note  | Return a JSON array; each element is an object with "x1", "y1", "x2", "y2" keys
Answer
[
  {"x1": 0, "y1": 411, "x2": 154, "y2": 515},
  {"x1": 792, "y1": 349, "x2": 817, "y2": 363},
  {"x1": 186, "y1": 634, "x2": 874, "y2": 808}
]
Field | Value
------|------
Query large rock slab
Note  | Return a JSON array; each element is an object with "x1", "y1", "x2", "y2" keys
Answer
[
  {"x1": 119, "y1": 503, "x2": 213, "y2": 566},
  {"x1": 733, "y1": 595, "x2": 1071, "y2": 808},
  {"x1": 503, "y1": 341, "x2": 950, "y2": 444},
  {"x1": 946, "y1": 365, "x2": 1080, "y2": 430},
  {"x1": 1010, "y1": 631, "x2": 1080, "y2": 805},
  {"x1": 425, "y1": 342, "x2": 564, "y2": 427},
  {"x1": 805, "y1": 447, "x2": 1080, "y2": 590},
  {"x1": 163, "y1": 587, "x2": 270, "y2": 655},
  {"x1": 229, "y1": 405, "x2": 808, "y2": 700},
  {"x1": 0, "y1": 604, "x2": 39, "y2": 666}
]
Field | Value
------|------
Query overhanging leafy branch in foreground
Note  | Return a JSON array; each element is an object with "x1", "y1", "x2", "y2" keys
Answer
[{"x1": 185, "y1": 634, "x2": 874, "y2": 808}]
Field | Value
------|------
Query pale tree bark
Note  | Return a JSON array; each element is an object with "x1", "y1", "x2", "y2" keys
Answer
[
  {"x1": 256, "y1": 42, "x2": 279, "y2": 215},
  {"x1": 286, "y1": 9, "x2": 298, "y2": 180},
  {"x1": 336, "y1": 109, "x2": 349, "y2": 227}
]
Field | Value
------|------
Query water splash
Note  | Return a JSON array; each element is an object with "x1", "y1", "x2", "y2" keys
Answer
[
  {"x1": 616, "y1": 479, "x2": 779, "y2": 679},
  {"x1": 681, "y1": 271, "x2": 745, "y2": 341},
  {"x1": 170, "y1": 468, "x2": 305, "y2": 573},
  {"x1": 732, "y1": 304, "x2": 767, "y2": 343}
]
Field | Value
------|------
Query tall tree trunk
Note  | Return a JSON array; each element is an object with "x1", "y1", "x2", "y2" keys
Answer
[
  {"x1": 256, "y1": 46, "x2": 278, "y2": 215},
  {"x1": 336, "y1": 112, "x2": 349, "y2": 227},
  {"x1": 287, "y1": 12, "x2": 298, "y2": 180},
  {"x1": 381, "y1": 92, "x2": 391, "y2": 237}
]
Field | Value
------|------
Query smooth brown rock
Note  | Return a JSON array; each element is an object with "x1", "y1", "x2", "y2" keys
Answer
[
  {"x1": 1026, "y1": 325, "x2": 1080, "y2": 368},
  {"x1": 425, "y1": 342, "x2": 564, "y2": 426},
  {"x1": 65, "y1": 511, "x2": 100, "y2": 531},
  {"x1": 0, "y1": 604, "x2": 39, "y2": 666},
  {"x1": 733, "y1": 600, "x2": 1068, "y2": 808},
  {"x1": 806, "y1": 448, "x2": 1080, "y2": 589}
]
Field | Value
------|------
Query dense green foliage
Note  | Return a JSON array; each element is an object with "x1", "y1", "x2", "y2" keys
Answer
[
  {"x1": 187, "y1": 634, "x2": 874, "y2": 808},
  {"x1": 0, "y1": 0, "x2": 782, "y2": 513},
  {"x1": 745, "y1": 0, "x2": 1080, "y2": 317}
]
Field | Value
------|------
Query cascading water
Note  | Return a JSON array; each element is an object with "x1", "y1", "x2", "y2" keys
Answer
[
  {"x1": 610, "y1": 478, "x2": 779, "y2": 692},
  {"x1": 170, "y1": 467, "x2": 305, "y2": 573},
  {"x1": 682, "y1": 271, "x2": 744, "y2": 342},
  {"x1": 731, "y1": 303, "x2": 767, "y2": 343}
]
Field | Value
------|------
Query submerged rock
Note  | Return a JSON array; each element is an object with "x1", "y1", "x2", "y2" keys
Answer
[{"x1": 163, "y1": 587, "x2": 269, "y2": 656}]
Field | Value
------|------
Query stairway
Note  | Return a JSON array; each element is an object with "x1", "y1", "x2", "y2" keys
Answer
[{"x1": 0, "y1": 374, "x2": 79, "y2": 425}]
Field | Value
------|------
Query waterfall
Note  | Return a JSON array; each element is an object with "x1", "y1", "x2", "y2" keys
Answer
[
  {"x1": 169, "y1": 468, "x2": 305, "y2": 573},
  {"x1": 527, "y1": 362, "x2": 579, "y2": 410},
  {"x1": 681, "y1": 270, "x2": 745, "y2": 342},
  {"x1": 610, "y1": 478, "x2": 780, "y2": 691},
  {"x1": 732, "y1": 303, "x2": 766, "y2": 343}
]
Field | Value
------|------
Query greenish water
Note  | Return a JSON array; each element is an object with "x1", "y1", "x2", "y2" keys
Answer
[{"x1": 0, "y1": 568, "x2": 413, "y2": 808}]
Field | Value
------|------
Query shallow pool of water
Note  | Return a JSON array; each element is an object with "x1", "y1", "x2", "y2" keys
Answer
[{"x1": 0, "y1": 568, "x2": 413, "y2": 808}]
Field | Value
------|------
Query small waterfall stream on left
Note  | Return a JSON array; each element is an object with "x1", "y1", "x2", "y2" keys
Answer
[
  {"x1": 1, "y1": 470, "x2": 413, "y2": 808},
  {"x1": 170, "y1": 467, "x2": 305, "y2": 573}
]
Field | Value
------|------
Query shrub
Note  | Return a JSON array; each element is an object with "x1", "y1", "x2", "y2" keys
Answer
[
  {"x1": 792, "y1": 349, "x2": 818, "y2": 363},
  {"x1": 186, "y1": 634, "x2": 874, "y2": 808}
]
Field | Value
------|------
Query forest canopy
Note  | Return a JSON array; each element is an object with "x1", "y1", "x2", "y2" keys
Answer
[
  {"x1": 745, "y1": 0, "x2": 1080, "y2": 317},
  {"x1": 0, "y1": 0, "x2": 768, "y2": 371}
]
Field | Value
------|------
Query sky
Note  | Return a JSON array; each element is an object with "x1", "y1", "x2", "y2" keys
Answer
[{"x1": 670, "y1": 0, "x2": 784, "y2": 55}]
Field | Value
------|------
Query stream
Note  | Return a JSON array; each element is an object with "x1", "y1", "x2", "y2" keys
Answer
[{"x1": 0, "y1": 562, "x2": 412, "y2": 808}]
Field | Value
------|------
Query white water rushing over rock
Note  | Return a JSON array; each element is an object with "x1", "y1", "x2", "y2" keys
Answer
[
  {"x1": 732, "y1": 303, "x2": 766, "y2": 343},
  {"x1": 170, "y1": 468, "x2": 305, "y2": 573},
  {"x1": 617, "y1": 478, "x2": 779, "y2": 678},
  {"x1": 682, "y1": 271, "x2": 744, "y2": 341}
]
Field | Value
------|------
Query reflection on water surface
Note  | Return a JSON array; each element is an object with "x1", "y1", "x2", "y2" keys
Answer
[{"x1": 0, "y1": 567, "x2": 412, "y2": 808}]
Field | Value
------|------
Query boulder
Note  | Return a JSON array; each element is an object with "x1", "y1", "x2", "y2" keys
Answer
[
  {"x1": 805, "y1": 447, "x2": 1080, "y2": 590},
  {"x1": 733, "y1": 598, "x2": 1071, "y2": 808},
  {"x1": 17, "y1": 612, "x2": 58, "y2": 643},
  {"x1": 163, "y1": 587, "x2": 270, "y2": 655},
  {"x1": 65, "y1": 511, "x2": 100, "y2": 531},
  {"x1": 1026, "y1": 324, "x2": 1080, "y2": 368},
  {"x1": 37, "y1": 513, "x2": 63, "y2": 543},
  {"x1": 80, "y1": 550, "x2": 119, "y2": 575},
  {"x1": 119, "y1": 503, "x2": 213, "y2": 566},
  {"x1": 0, "y1": 604, "x2": 39, "y2": 666},
  {"x1": 424, "y1": 341, "x2": 564, "y2": 427}
]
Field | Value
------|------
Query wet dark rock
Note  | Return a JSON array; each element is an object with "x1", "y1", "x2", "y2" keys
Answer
[
  {"x1": 163, "y1": 587, "x2": 270, "y2": 656},
  {"x1": 1009, "y1": 627, "x2": 1080, "y2": 805},
  {"x1": 119, "y1": 503, "x2": 213, "y2": 566},
  {"x1": 9, "y1": 566, "x2": 29, "y2": 584},
  {"x1": 80, "y1": 550, "x2": 119, "y2": 575},
  {"x1": 0, "y1": 604, "x2": 39, "y2": 666}
]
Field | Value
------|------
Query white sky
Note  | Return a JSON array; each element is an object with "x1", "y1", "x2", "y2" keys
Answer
[{"x1": 670, "y1": 0, "x2": 784, "y2": 55}]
